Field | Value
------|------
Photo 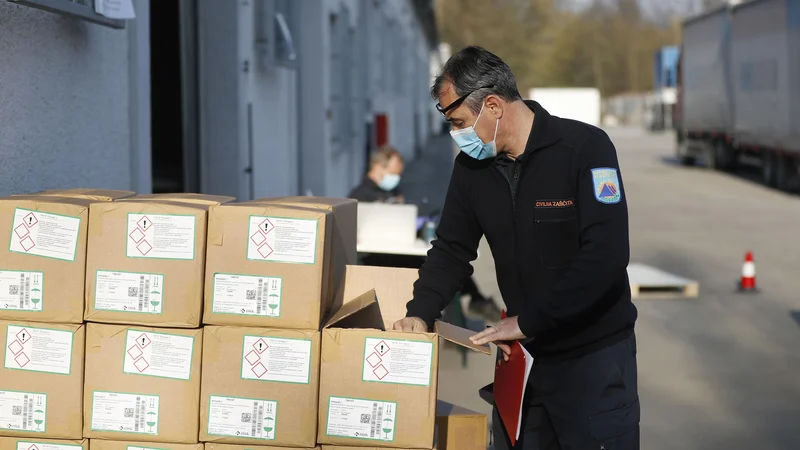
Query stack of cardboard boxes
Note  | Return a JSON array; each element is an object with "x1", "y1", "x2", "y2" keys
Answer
[{"x1": 0, "y1": 189, "x2": 489, "y2": 450}]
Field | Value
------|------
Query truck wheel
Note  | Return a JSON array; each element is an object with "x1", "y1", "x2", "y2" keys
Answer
[
  {"x1": 762, "y1": 152, "x2": 778, "y2": 187},
  {"x1": 713, "y1": 141, "x2": 734, "y2": 171},
  {"x1": 775, "y1": 153, "x2": 792, "y2": 191},
  {"x1": 680, "y1": 156, "x2": 696, "y2": 166}
]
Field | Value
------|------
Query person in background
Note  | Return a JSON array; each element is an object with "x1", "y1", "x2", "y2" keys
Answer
[{"x1": 350, "y1": 145, "x2": 501, "y2": 322}]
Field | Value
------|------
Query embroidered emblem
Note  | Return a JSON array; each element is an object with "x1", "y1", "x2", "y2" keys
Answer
[
  {"x1": 535, "y1": 198, "x2": 575, "y2": 208},
  {"x1": 591, "y1": 168, "x2": 622, "y2": 204}
]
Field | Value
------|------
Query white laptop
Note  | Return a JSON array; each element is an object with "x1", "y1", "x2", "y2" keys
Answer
[{"x1": 357, "y1": 203, "x2": 419, "y2": 246}]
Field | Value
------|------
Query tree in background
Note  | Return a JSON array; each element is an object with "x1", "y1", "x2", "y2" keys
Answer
[{"x1": 435, "y1": 0, "x2": 686, "y2": 97}]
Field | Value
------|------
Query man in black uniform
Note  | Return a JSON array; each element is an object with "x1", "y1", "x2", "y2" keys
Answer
[{"x1": 392, "y1": 46, "x2": 639, "y2": 449}]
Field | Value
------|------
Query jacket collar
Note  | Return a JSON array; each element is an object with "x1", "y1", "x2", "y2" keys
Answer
[{"x1": 521, "y1": 100, "x2": 562, "y2": 158}]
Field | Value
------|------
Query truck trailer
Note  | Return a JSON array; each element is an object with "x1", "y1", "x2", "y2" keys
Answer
[{"x1": 675, "y1": 0, "x2": 800, "y2": 190}]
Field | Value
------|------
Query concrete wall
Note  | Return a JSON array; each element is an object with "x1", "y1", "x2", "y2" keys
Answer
[{"x1": 0, "y1": 1, "x2": 137, "y2": 196}]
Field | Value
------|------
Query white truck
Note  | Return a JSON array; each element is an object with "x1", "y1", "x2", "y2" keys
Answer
[
  {"x1": 529, "y1": 88, "x2": 601, "y2": 127},
  {"x1": 675, "y1": 0, "x2": 800, "y2": 190}
]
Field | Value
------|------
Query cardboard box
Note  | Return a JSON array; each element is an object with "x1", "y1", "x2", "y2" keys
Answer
[
  {"x1": 0, "y1": 196, "x2": 91, "y2": 324},
  {"x1": 203, "y1": 203, "x2": 332, "y2": 329},
  {"x1": 84, "y1": 201, "x2": 209, "y2": 327},
  {"x1": 88, "y1": 440, "x2": 203, "y2": 450},
  {"x1": 83, "y1": 323, "x2": 202, "y2": 444},
  {"x1": 317, "y1": 266, "x2": 489, "y2": 449},
  {"x1": 30, "y1": 189, "x2": 136, "y2": 201},
  {"x1": 206, "y1": 444, "x2": 319, "y2": 450},
  {"x1": 435, "y1": 401, "x2": 488, "y2": 450},
  {"x1": 321, "y1": 447, "x2": 435, "y2": 450},
  {"x1": 124, "y1": 194, "x2": 236, "y2": 206},
  {"x1": 251, "y1": 197, "x2": 357, "y2": 316},
  {"x1": 0, "y1": 321, "x2": 85, "y2": 439},
  {"x1": 0, "y1": 437, "x2": 88, "y2": 450},
  {"x1": 199, "y1": 326, "x2": 320, "y2": 447}
]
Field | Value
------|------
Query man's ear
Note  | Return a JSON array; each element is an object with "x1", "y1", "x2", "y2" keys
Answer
[{"x1": 484, "y1": 94, "x2": 504, "y2": 119}]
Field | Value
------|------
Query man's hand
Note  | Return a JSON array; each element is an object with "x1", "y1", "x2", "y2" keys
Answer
[
  {"x1": 469, "y1": 315, "x2": 526, "y2": 361},
  {"x1": 392, "y1": 317, "x2": 428, "y2": 332}
]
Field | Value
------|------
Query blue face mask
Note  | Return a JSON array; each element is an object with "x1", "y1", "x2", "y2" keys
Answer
[
  {"x1": 449, "y1": 103, "x2": 499, "y2": 160},
  {"x1": 377, "y1": 173, "x2": 401, "y2": 191}
]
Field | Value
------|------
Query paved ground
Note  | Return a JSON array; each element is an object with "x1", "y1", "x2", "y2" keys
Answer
[{"x1": 404, "y1": 128, "x2": 800, "y2": 449}]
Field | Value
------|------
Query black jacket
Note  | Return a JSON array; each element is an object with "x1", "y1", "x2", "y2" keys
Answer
[
  {"x1": 348, "y1": 177, "x2": 402, "y2": 204},
  {"x1": 406, "y1": 101, "x2": 636, "y2": 361}
]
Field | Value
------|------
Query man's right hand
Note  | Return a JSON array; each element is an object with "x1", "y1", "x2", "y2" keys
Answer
[{"x1": 391, "y1": 317, "x2": 428, "y2": 332}]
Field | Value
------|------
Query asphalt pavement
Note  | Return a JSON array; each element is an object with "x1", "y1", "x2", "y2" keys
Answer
[{"x1": 408, "y1": 127, "x2": 800, "y2": 449}]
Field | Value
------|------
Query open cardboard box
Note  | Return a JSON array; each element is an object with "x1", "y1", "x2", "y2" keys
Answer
[{"x1": 317, "y1": 265, "x2": 490, "y2": 449}]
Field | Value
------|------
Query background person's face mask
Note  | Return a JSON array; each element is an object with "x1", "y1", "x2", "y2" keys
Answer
[
  {"x1": 449, "y1": 103, "x2": 499, "y2": 160},
  {"x1": 378, "y1": 173, "x2": 401, "y2": 191}
]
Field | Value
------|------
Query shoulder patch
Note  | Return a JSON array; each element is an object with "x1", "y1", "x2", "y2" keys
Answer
[{"x1": 591, "y1": 167, "x2": 622, "y2": 204}]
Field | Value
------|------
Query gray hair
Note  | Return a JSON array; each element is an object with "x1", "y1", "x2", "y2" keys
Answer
[{"x1": 431, "y1": 46, "x2": 523, "y2": 114}]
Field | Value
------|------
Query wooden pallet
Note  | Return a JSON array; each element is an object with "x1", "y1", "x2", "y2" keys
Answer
[{"x1": 627, "y1": 263, "x2": 699, "y2": 299}]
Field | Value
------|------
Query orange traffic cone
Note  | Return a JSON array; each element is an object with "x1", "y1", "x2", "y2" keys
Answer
[{"x1": 739, "y1": 251, "x2": 757, "y2": 292}]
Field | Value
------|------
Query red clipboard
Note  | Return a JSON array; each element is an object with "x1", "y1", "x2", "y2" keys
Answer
[{"x1": 492, "y1": 310, "x2": 533, "y2": 446}]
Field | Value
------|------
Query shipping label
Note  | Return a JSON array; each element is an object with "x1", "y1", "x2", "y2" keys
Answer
[
  {"x1": 0, "y1": 391, "x2": 47, "y2": 432},
  {"x1": 362, "y1": 338, "x2": 433, "y2": 386},
  {"x1": 207, "y1": 396, "x2": 277, "y2": 440},
  {"x1": 90, "y1": 391, "x2": 160, "y2": 435},
  {"x1": 0, "y1": 271, "x2": 43, "y2": 312},
  {"x1": 95, "y1": 271, "x2": 164, "y2": 314},
  {"x1": 326, "y1": 397, "x2": 396, "y2": 441},
  {"x1": 9, "y1": 208, "x2": 81, "y2": 262},
  {"x1": 246, "y1": 216, "x2": 317, "y2": 264},
  {"x1": 18, "y1": 443, "x2": 83, "y2": 450},
  {"x1": 241, "y1": 336, "x2": 311, "y2": 383},
  {"x1": 123, "y1": 330, "x2": 194, "y2": 380},
  {"x1": 4, "y1": 325, "x2": 73, "y2": 375},
  {"x1": 126, "y1": 213, "x2": 196, "y2": 260},
  {"x1": 212, "y1": 274, "x2": 281, "y2": 317}
]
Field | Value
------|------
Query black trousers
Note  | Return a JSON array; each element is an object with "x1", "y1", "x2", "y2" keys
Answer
[{"x1": 492, "y1": 332, "x2": 640, "y2": 450}]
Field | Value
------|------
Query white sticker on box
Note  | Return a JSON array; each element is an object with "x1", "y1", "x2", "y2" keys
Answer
[
  {"x1": 0, "y1": 271, "x2": 43, "y2": 311},
  {"x1": 362, "y1": 338, "x2": 433, "y2": 386},
  {"x1": 4, "y1": 326, "x2": 73, "y2": 375},
  {"x1": 241, "y1": 336, "x2": 311, "y2": 383},
  {"x1": 246, "y1": 216, "x2": 317, "y2": 264},
  {"x1": 91, "y1": 391, "x2": 159, "y2": 434},
  {"x1": 212, "y1": 274, "x2": 282, "y2": 317},
  {"x1": 9, "y1": 208, "x2": 81, "y2": 262},
  {"x1": 126, "y1": 213, "x2": 196, "y2": 260},
  {"x1": 123, "y1": 330, "x2": 194, "y2": 380},
  {"x1": 95, "y1": 271, "x2": 164, "y2": 314},
  {"x1": 18, "y1": 442, "x2": 83, "y2": 450},
  {"x1": 207, "y1": 396, "x2": 277, "y2": 440},
  {"x1": 126, "y1": 447, "x2": 162, "y2": 450},
  {"x1": 326, "y1": 397, "x2": 396, "y2": 441},
  {"x1": 0, "y1": 390, "x2": 47, "y2": 432}
]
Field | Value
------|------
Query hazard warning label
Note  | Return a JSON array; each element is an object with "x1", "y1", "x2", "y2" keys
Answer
[
  {"x1": 9, "y1": 208, "x2": 81, "y2": 262},
  {"x1": 0, "y1": 390, "x2": 47, "y2": 433},
  {"x1": 207, "y1": 395, "x2": 277, "y2": 440},
  {"x1": 0, "y1": 271, "x2": 43, "y2": 311},
  {"x1": 126, "y1": 214, "x2": 196, "y2": 260},
  {"x1": 246, "y1": 216, "x2": 318, "y2": 264},
  {"x1": 95, "y1": 271, "x2": 164, "y2": 314},
  {"x1": 4, "y1": 325, "x2": 73, "y2": 375},
  {"x1": 91, "y1": 391, "x2": 159, "y2": 434},
  {"x1": 326, "y1": 396, "x2": 396, "y2": 441},
  {"x1": 362, "y1": 338, "x2": 433, "y2": 386},
  {"x1": 17, "y1": 443, "x2": 82, "y2": 450},
  {"x1": 241, "y1": 336, "x2": 312, "y2": 383},
  {"x1": 123, "y1": 330, "x2": 194, "y2": 380},
  {"x1": 212, "y1": 274, "x2": 282, "y2": 317}
]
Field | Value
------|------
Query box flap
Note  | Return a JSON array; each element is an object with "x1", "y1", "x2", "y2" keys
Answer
[
  {"x1": 323, "y1": 289, "x2": 384, "y2": 330},
  {"x1": 436, "y1": 400, "x2": 484, "y2": 417},
  {"x1": 434, "y1": 320, "x2": 491, "y2": 354},
  {"x1": 341, "y1": 265, "x2": 417, "y2": 328}
]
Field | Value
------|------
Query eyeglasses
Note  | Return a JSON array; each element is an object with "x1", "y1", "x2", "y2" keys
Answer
[{"x1": 435, "y1": 84, "x2": 495, "y2": 116}]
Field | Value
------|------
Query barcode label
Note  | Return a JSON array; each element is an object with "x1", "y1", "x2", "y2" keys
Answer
[
  {"x1": 212, "y1": 274, "x2": 282, "y2": 317},
  {"x1": 95, "y1": 271, "x2": 164, "y2": 314},
  {"x1": 0, "y1": 271, "x2": 43, "y2": 311},
  {"x1": 326, "y1": 397, "x2": 396, "y2": 441},
  {"x1": 90, "y1": 391, "x2": 159, "y2": 434},
  {"x1": 0, "y1": 390, "x2": 47, "y2": 432},
  {"x1": 207, "y1": 396, "x2": 277, "y2": 440}
]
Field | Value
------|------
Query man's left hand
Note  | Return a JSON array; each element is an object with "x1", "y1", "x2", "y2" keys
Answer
[{"x1": 469, "y1": 315, "x2": 526, "y2": 360}]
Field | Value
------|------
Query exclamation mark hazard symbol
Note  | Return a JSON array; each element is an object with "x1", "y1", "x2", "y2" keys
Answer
[
  {"x1": 259, "y1": 342, "x2": 263, "y2": 351},
  {"x1": 28, "y1": 217, "x2": 33, "y2": 226},
  {"x1": 142, "y1": 337, "x2": 146, "y2": 346}
]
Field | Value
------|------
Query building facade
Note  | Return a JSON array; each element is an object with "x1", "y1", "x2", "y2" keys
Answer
[{"x1": 0, "y1": 0, "x2": 438, "y2": 199}]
